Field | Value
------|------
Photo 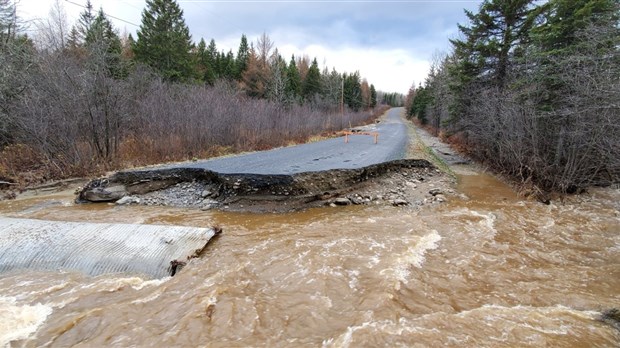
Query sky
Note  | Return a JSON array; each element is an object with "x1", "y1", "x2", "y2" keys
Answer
[{"x1": 17, "y1": 0, "x2": 482, "y2": 93}]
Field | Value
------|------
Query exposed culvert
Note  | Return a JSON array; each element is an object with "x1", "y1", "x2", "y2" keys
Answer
[{"x1": 0, "y1": 217, "x2": 218, "y2": 278}]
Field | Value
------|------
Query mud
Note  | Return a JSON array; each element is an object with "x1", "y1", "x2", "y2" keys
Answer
[{"x1": 77, "y1": 159, "x2": 455, "y2": 212}]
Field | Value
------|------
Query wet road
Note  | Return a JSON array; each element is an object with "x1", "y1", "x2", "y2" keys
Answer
[{"x1": 160, "y1": 108, "x2": 408, "y2": 174}]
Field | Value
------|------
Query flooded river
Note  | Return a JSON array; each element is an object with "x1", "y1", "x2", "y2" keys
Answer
[{"x1": 0, "y1": 168, "x2": 618, "y2": 347}]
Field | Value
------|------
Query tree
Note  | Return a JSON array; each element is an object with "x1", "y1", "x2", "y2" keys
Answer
[
  {"x1": 285, "y1": 55, "x2": 302, "y2": 100},
  {"x1": 84, "y1": 9, "x2": 124, "y2": 78},
  {"x1": 302, "y1": 58, "x2": 321, "y2": 99},
  {"x1": 133, "y1": 0, "x2": 194, "y2": 82},
  {"x1": 256, "y1": 32, "x2": 274, "y2": 68},
  {"x1": 343, "y1": 71, "x2": 362, "y2": 111},
  {"x1": 267, "y1": 51, "x2": 288, "y2": 104},
  {"x1": 0, "y1": 0, "x2": 33, "y2": 146},
  {"x1": 241, "y1": 48, "x2": 268, "y2": 98},
  {"x1": 320, "y1": 67, "x2": 342, "y2": 110},
  {"x1": 36, "y1": 0, "x2": 69, "y2": 51},
  {"x1": 203, "y1": 38, "x2": 218, "y2": 83},
  {"x1": 360, "y1": 79, "x2": 370, "y2": 109},
  {"x1": 76, "y1": 0, "x2": 94, "y2": 44},
  {"x1": 369, "y1": 84, "x2": 377, "y2": 108},
  {"x1": 450, "y1": 0, "x2": 538, "y2": 88},
  {"x1": 0, "y1": 0, "x2": 17, "y2": 46},
  {"x1": 235, "y1": 34, "x2": 249, "y2": 80}
]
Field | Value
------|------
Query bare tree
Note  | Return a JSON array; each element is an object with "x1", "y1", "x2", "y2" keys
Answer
[{"x1": 34, "y1": 0, "x2": 68, "y2": 52}]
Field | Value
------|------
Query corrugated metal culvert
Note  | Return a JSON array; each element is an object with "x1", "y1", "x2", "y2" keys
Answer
[{"x1": 0, "y1": 218, "x2": 216, "y2": 278}]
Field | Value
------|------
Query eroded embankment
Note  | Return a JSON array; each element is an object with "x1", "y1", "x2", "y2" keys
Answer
[{"x1": 77, "y1": 159, "x2": 451, "y2": 212}]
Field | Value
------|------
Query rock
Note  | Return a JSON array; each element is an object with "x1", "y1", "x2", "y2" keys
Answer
[
  {"x1": 334, "y1": 198, "x2": 351, "y2": 206},
  {"x1": 201, "y1": 189, "x2": 211, "y2": 198},
  {"x1": 435, "y1": 194, "x2": 446, "y2": 203},
  {"x1": 350, "y1": 196, "x2": 364, "y2": 205},
  {"x1": 81, "y1": 185, "x2": 127, "y2": 202},
  {"x1": 429, "y1": 188, "x2": 443, "y2": 196},
  {"x1": 329, "y1": 203, "x2": 337, "y2": 207},
  {"x1": 116, "y1": 196, "x2": 140, "y2": 205},
  {"x1": 406, "y1": 182, "x2": 417, "y2": 188},
  {"x1": 391, "y1": 199, "x2": 409, "y2": 206}
]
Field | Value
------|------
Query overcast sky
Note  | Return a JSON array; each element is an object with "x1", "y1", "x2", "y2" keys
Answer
[{"x1": 18, "y1": 0, "x2": 482, "y2": 93}]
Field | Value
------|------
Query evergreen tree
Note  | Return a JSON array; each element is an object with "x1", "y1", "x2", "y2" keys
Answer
[
  {"x1": 285, "y1": 55, "x2": 302, "y2": 99},
  {"x1": 66, "y1": 26, "x2": 81, "y2": 52},
  {"x1": 533, "y1": 0, "x2": 617, "y2": 54},
  {"x1": 203, "y1": 38, "x2": 218, "y2": 83},
  {"x1": 451, "y1": 0, "x2": 538, "y2": 88},
  {"x1": 302, "y1": 58, "x2": 321, "y2": 99},
  {"x1": 369, "y1": 84, "x2": 377, "y2": 108},
  {"x1": 221, "y1": 50, "x2": 235, "y2": 80},
  {"x1": 76, "y1": 0, "x2": 94, "y2": 43},
  {"x1": 133, "y1": 0, "x2": 194, "y2": 82},
  {"x1": 320, "y1": 67, "x2": 342, "y2": 110},
  {"x1": 235, "y1": 34, "x2": 249, "y2": 80},
  {"x1": 195, "y1": 38, "x2": 214, "y2": 85},
  {"x1": 85, "y1": 9, "x2": 125, "y2": 78},
  {"x1": 343, "y1": 72, "x2": 362, "y2": 111}
]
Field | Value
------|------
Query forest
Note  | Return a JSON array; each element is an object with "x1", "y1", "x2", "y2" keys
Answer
[
  {"x1": 406, "y1": 0, "x2": 619, "y2": 194},
  {"x1": 0, "y1": 0, "x2": 398, "y2": 187}
]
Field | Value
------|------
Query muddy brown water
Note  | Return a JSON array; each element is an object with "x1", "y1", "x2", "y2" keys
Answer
[{"x1": 0, "y1": 168, "x2": 618, "y2": 347}]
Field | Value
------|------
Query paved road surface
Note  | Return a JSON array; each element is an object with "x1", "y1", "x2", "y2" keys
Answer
[{"x1": 167, "y1": 108, "x2": 408, "y2": 175}]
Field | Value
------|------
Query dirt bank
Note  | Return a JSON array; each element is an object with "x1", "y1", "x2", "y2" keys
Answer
[{"x1": 76, "y1": 159, "x2": 455, "y2": 213}]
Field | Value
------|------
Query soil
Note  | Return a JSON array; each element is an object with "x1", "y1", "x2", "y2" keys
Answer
[
  {"x1": 2, "y1": 113, "x2": 460, "y2": 212},
  {"x1": 75, "y1": 159, "x2": 456, "y2": 213}
]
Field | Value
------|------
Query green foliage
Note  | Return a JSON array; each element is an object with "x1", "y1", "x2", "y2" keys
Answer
[
  {"x1": 343, "y1": 72, "x2": 362, "y2": 111},
  {"x1": 302, "y1": 58, "x2": 321, "y2": 99},
  {"x1": 450, "y1": 0, "x2": 538, "y2": 88},
  {"x1": 85, "y1": 9, "x2": 124, "y2": 78},
  {"x1": 415, "y1": 0, "x2": 620, "y2": 191},
  {"x1": 533, "y1": 0, "x2": 618, "y2": 54},
  {"x1": 133, "y1": 0, "x2": 195, "y2": 82},
  {"x1": 285, "y1": 55, "x2": 302, "y2": 100},
  {"x1": 381, "y1": 92, "x2": 403, "y2": 107},
  {"x1": 76, "y1": 0, "x2": 94, "y2": 44},
  {"x1": 235, "y1": 34, "x2": 249, "y2": 80},
  {"x1": 369, "y1": 84, "x2": 377, "y2": 108},
  {"x1": 408, "y1": 86, "x2": 432, "y2": 124}
]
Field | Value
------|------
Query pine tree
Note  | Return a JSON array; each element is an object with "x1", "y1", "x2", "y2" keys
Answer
[
  {"x1": 343, "y1": 72, "x2": 362, "y2": 111},
  {"x1": 204, "y1": 38, "x2": 218, "y2": 83},
  {"x1": 369, "y1": 84, "x2": 377, "y2": 108},
  {"x1": 285, "y1": 55, "x2": 301, "y2": 99},
  {"x1": 302, "y1": 58, "x2": 321, "y2": 99},
  {"x1": 133, "y1": 0, "x2": 194, "y2": 82},
  {"x1": 235, "y1": 34, "x2": 249, "y2": 80},
  {"x1": 533, "y1": 0, "x2": 617, "y2": 54},
  {"x1": 76, "y1": 0, "x2": 94, "y2": 43},
  {"x1": 320, "y1": 67, "x2": 342, "y2": 109},
  {"x1": 450, "y1": 0, "x2": 538, "y2": 88},
  {"x1": 85, "y1": 9, "x2": 123, "y2": 78}
]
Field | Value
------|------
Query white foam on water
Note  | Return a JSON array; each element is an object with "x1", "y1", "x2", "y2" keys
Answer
[
  {"x1": 346, "y1": 269, "x2": 360, "y2": 290},
  {"x1": 380, "y1": 230, "x2": 442, "y2": 285},
  {"x1": 322, "y1": 317, "x2": 437, "y2": 348},
  {"x1": 0, "y1": 296, "x2": 52, "y2": 347}
]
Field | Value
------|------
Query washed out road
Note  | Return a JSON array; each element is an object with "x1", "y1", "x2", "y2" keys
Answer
[{"x1": 166, "y1": 108, "x2": 408, "y2": 175}]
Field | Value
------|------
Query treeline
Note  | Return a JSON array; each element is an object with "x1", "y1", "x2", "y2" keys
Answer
[
  {"x1": 406, "y1": 0, "x2": 619, "y2": 194},
  {"x1": 0, "y1": 0, "x2": 388, "y2": 184}
]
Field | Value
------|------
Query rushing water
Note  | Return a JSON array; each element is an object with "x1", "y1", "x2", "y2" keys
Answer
[{"x1": 0, "y1": 168, "x2": 618, "y2": 347}]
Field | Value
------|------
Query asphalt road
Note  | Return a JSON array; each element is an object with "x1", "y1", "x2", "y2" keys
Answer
[{"x1": 168, "y1": 107, "x2": 408, "y2": 175}]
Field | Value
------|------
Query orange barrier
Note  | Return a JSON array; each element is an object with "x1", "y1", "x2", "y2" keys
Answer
[{"x1": 343, "y1": 131, "x2": 379, "y2": 144}]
